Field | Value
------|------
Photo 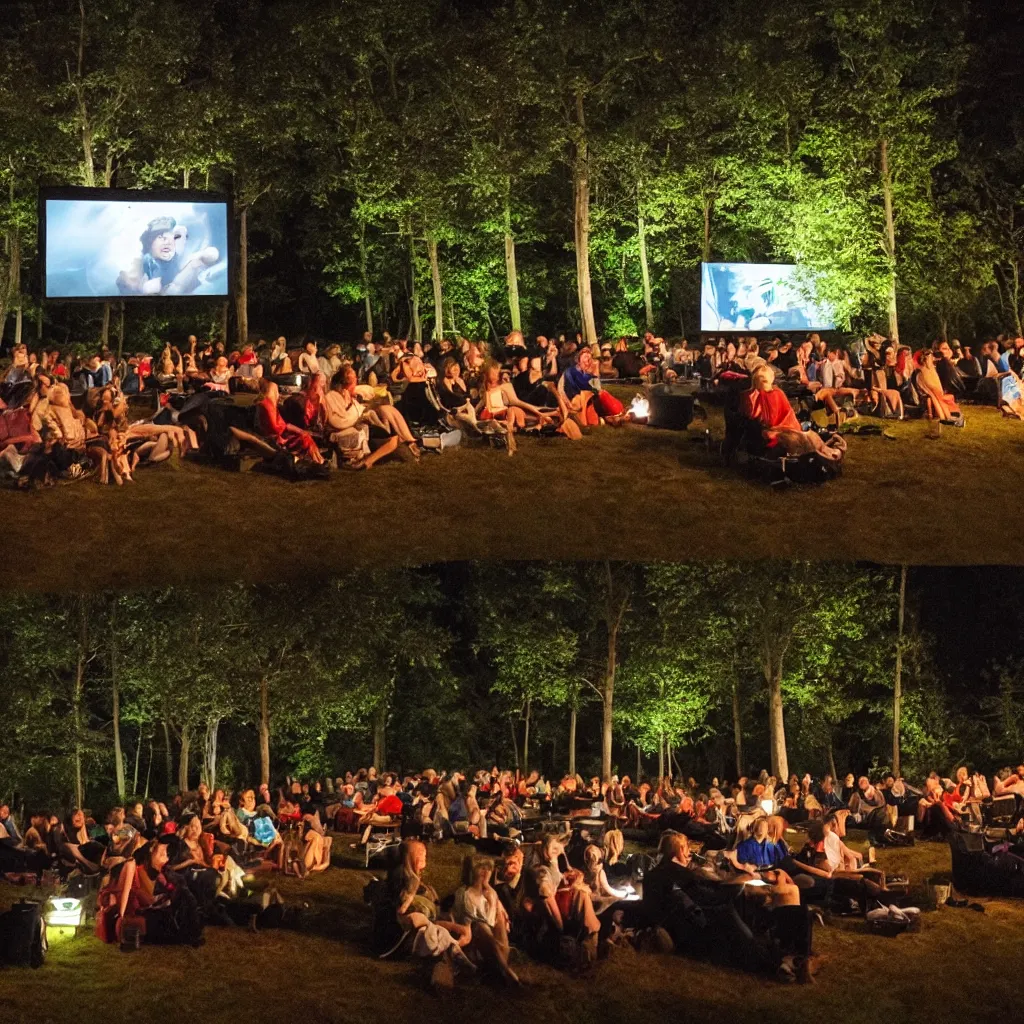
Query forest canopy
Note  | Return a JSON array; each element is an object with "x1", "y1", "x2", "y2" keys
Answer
[
  {"x1": 2, "y1": 562, "x2": 1020, "y2": 813},
  {"x1": 0, "y1": 0, "x2": 1022, "y2": 351}
]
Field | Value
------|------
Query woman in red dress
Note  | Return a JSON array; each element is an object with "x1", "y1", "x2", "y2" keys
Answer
[{"x1": 256, "y1": 379, "x2": 324, "y2": 463}]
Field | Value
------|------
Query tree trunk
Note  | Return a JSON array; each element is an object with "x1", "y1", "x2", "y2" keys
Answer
[
  {"x1": 879, "y1": 137, "x2": 899, "y2": 344},
  {"x1": 100, "y1": 302, "x2": 110, "y2": 349},
  {"x1": 220, "y1": 300, "x2": 229, "y2": 347},
  {"x1": 178, "y1": 725, "x2": 191, "y2": 794},
  {"x1": 893, "y1": 564, "x2": 907, "y2": 776},
  {"x1": 408, "y1": 227, "x2": 421, "y2": 344},
  {"x1": 236, "y1": 205, "x2": 249, "y2": 348},
  {"x1": 637, "y1": 187, "x2": 653, "y2": 331},
  {"x1": 828, "y1": 736, "x2": 837, "y2": 783},
  {"x1": 522, "y1": 698, "x2": 531, "y2": 772},
  {"x1": 568, "y1": 706, "x2": 577, "y2": 778},
  {"x1": 110, "y1": 600, "x2": 125, "y2": 802},
  {"x1": 358, "y1": 217, "x2": 373, "y2": 336},
  {"x1": 602, "y1": 626, "x2": 617, "y2": 782},
  {"x1": 372, "y1": 704, "x2": 386, "y2": 772},
  {"x1": 10, "y1": 229, "x2": 21, "y2": 349},
  {"x1": 657, "y1": 732, "x2": 664, "y2": 781},
  {"x1": 202, "y1": 718, "x2": 220, "y2": 790},
  {"x1": 573, "y1": 91, "x2": 598, "y2": 347},
  {"x1": 73, "y1": 595, "x2": 88, "y2": 810},
  {"x1": 509, "y1": 717, "x2": 520, "y2": 773},
  {"x1": 426, "y1": 233, "x2": 443, "y2": 342},
  {"x1": 732, "y1": 676, "x2": 743, "y2": 779},
  {"x1": 600, "y1": 562, "x2": 628, "y2": 782},
  {"x1": 504, "y1": 199, "x2": 522, "y2": 332},
  {"x1": 162, "y1": 720, "x2": 173, "y2": 794},
  {"x1": 702, "y1": 199, "x2": 713, "y2": 264},
  {"x1": 143, "y1": 739, "x2": 153, "y2": 799},
  {"x1": 259, "y1": 677, "x2": 271, "y2": 786},
  {"x1": 765, "y1": 660, "x2": 788, "y2": 782},
  {"x1": 76, "y1": 0, "x2": 95, "y2": 188},
  {"x1": 132, "y1": 728, "x2": 142, "y2": 795},
  {"x1": 636, "y1": 744, "x2": 642, "y2": 782},
  {"x1": 667, "y1": 741, "x2": 674, "y2": 780}
]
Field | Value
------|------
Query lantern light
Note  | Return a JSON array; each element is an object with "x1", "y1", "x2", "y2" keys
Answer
[{"x1": 44, "y1": 896, "x2": 83, "y2": 940}]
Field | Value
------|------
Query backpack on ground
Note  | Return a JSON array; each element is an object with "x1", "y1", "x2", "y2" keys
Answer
[{"x1": 0, "y1": 900, "x2": 47, "y2": 968}]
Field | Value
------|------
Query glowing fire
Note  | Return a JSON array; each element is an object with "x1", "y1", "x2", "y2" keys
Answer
[{"x1": 630, "y1": 394, "x2": 650, "y2": 420}]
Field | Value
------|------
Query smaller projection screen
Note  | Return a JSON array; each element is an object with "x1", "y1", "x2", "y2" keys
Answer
[
  {"x1": 41, "y1": 187, "x2": 231, "y2": 300},
  {"x1": 700, "y1": 262, "x2": 834, "y2": 332}
]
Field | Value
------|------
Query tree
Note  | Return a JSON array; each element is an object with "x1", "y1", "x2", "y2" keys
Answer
[
  {"x1": 472, "y1": 564, "x2": 583, "y2": 772},
  {"x1": 787, "y1": 0, "x2": 966, "y2": 338}
]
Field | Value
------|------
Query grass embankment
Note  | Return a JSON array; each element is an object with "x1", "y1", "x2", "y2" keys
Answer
[
  {"x1": 0, "y1": 834, "x2": 1019, "y2": 1024},
  {"x1": 2, "y1": 397, "x2": 1023, "y2": 590}
]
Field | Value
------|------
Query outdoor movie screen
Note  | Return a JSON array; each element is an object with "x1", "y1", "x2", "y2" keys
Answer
[
  {"x1": 700, "y1": 262, "x2": 834, "y2": 332},
  {"x1": 41, "y1": 188, "x2": 230, "y2": 300}
]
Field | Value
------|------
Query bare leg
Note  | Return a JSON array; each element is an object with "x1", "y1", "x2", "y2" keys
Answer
[
  {"x1": 376, "y1": 404, "x2": 416, "y2": 443},
  {"x1": 352, "y1": 435, "x2": 399, "y2": 469}
]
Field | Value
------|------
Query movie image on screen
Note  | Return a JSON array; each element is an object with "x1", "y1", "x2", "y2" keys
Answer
[
  {"x1": 43, "y1": 193, "x2": 230, "y2": 299},
  {"x1": 700, "y1": 262, "x2": 834, "y2": 332}
]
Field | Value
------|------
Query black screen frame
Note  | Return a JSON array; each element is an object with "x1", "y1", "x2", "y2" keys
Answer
[{"x1": 39, "y1": 185, "x2": 234, "y2": 303}]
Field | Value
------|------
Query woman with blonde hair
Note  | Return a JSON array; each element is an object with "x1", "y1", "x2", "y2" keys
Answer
[
  {"x1": 476, "y1": 358, "x2": 556, "y2": 455},
  {"x1": 453, "y1": 854, "x2": 520, "y2": 985},
  {"x1": 581, "y1": 843, "x2": 631, "y2": 915}
]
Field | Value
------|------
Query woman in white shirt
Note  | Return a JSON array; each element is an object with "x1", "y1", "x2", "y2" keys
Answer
[
  {"x1": 452, "y1": 854, "x2": 520, "y2": 985},
  {"x1": 476, "y1": 360, "x2": 556, "y2": 455}
]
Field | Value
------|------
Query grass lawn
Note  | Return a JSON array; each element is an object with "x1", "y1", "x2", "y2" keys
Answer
[
  {"x1": 2, "y1": 395, "x2": 1023, "y2": 591},
  {"x1": 0, "y1": 833, "x2": 1019, "y2": 1024}
]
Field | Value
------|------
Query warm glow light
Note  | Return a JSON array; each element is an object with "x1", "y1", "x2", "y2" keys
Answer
[
  {"x1": 760, "y1": 798, "x2": 773, "y2": 814},
  {"x1": 44, "y1": 897, "x2": 83, "y2": 929},
  {"x1": 630, "y1": 395, "x2": 649, "y2": 419}
]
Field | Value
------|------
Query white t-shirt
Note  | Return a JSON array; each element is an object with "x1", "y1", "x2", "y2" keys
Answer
[{"x1": 823, "y1": 831, "x2": 844, "y2": 872}]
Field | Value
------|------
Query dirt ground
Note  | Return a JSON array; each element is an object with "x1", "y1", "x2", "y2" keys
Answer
[{"x1": 1, "y1": 397, "x2": 1021, "y2": 590}]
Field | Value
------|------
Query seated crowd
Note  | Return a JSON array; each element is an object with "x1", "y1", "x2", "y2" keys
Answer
[
  {"x1": 2, "y1": 328, "x2": 1022, "y2": 485},
  {"x1": 721, "y1": 331, "x2": 1024, "y2": 461},
  {"x1": 0, "y1": 330, "x2": 677, "y2": 484},
  {"x1": 2, "y1": 759, "x2": 1021, "y2": 981}
]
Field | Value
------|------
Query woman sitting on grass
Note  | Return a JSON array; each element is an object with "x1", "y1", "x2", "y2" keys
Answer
[
  {"x1": 581, "y1": 843, "x2": 632, "y2": 917},
  {"x1": 477, "y1": 359, "x2": 557, "y2": 454},
  {"x1": 328, "y1": 367, "x2": 420, "y2": 461},
  {"x1": 915, "y1": 349, "x2": 963, "y2": 436},
  {"x1": 870, "y1": 345, "x2": 906, "y2": 419},
  {"x1": 177, "y1": 814, "x2": 245, "y2": 895},
  {"x1": 741, "y1": 365, "x2": 843, "y2": 461},
  {"x1": 437, "y1": 357, "x2": 478, "y2": 434},
  {"x1": 58, "y1": 809, "x2": 105, "y2": 874},
  {"x1": 115, "y1": 836, "x2": 205, "y2": 946},
  {"x1": 391, "y1": 839, "x2": 474, "y2": 962},
  {"x1": 452, "y1": 854, "x2": 521, "y2": 985},
  {"x1": 255, "y1": 378, "x2": 324, "y2": 463}
]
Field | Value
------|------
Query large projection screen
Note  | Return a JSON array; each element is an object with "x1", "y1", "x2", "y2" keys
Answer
[
  {"x1": 700, "y1": 262, "x2": 834, "y2": 332},
  {"x1": 41, "y1": 187, "x2": 231, "y2": 300}
]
